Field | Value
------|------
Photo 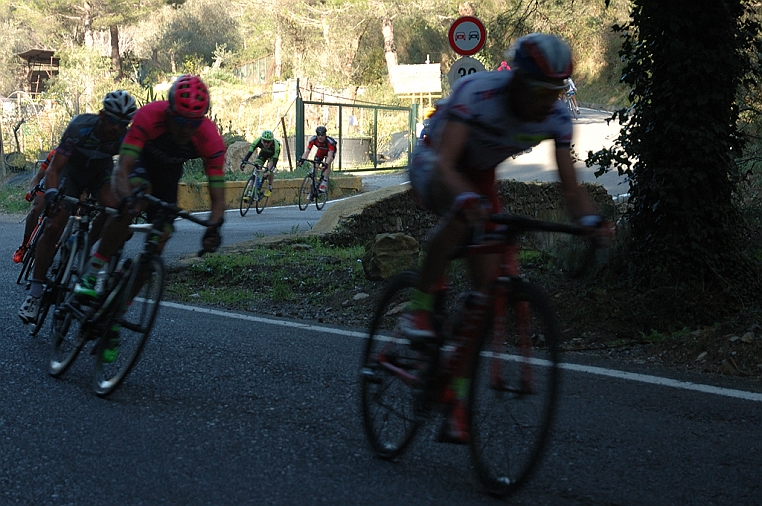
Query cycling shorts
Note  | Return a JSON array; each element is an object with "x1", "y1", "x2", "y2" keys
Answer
[
  {"x1": 254, "y1": 157, "x2": 277, "y2": 169},
  {"x1": 59, "y1": 164, "x2": 110, "y2": 199},
  {"x1": 409, "y1": 142, "x2": 501, "y2": 217}
]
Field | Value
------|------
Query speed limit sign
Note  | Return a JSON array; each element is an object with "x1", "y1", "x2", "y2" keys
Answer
[{"x1": 447, "y1": 56, "x2": 486, "y2": 88}]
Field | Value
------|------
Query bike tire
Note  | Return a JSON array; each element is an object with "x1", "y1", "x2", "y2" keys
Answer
[
  {"x1": 49, "y1": 303, "x2": 89, "y2": 377},
  {"x1": 315, "y1": 182, "x2": 328, "y2": 211},
  {"x1": 298, "y1": 175, "x2": 312, "y2": 211},
  {"x1": 360, "y1": 270, "x2": 424, "y2": 460},
  {"x1": 468, "y1": 279, "x2": 561, "y2": 498},
  {"x1": 48, "y1": 232, "x2": 90, "y2": 367},
  {"x1": 93, "y1": 255, "x2": 165, "y2": 397},
  {"x1": 31, "y1": 230, "x2": 77, "y2": 337},
  {"x1": 239, "y1": 177, "x2": 256, "y2": 217},
  {"x1": 255, "y1": 188, "x2": 269, "y2": 214}
]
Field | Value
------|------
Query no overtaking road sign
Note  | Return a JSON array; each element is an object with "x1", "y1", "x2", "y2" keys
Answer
[{"x1": 448, "y1": 16, "x2": 486, "y2": 56}]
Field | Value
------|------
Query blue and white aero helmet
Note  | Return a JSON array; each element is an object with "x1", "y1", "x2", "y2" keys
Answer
[{"x1": 505, "y1": 33, "x2": 573, "y2": 81}]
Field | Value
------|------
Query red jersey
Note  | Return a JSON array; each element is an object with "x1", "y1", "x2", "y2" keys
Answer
[
  {"x1": 305, "y1": 135, "x2": 337, "y2": 162},
  {"x1": 119, "y1": 100, "x2": 226, "y2": 190}
]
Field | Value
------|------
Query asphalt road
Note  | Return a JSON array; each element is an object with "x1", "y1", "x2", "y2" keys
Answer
[{"x1": 2, "y1": 108, "x2": 761, "y2": 504}]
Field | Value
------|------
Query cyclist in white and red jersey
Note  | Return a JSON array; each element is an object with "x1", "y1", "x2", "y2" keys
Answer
[
  {"x1": 73, "y1": 75, "x2": 225, "y2": 362},
  {"x1": 297, "y1": 125, "x2": 336, "y2": 193},
  {"x1": 401, "y1": 33, "x2": 609, "y2": 443},
  {"x1": 18, "y1": 91, "x2": 137, "y2": 325}
]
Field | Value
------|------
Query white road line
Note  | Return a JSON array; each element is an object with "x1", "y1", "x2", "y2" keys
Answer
[{"x1": 161, "y1": 300, "x2": 762, "y2": 403}]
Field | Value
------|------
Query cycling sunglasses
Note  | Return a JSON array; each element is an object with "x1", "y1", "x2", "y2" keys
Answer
[
  {"x1": 103, "y1": 111, "x2": 131, "y2": 128},
  {"x1": 170, "y1": 114, "x2": 203, "y2": 129}
]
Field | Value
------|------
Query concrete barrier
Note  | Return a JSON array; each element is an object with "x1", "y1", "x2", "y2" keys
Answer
[{"x1": 177, "y1": 175, "x2": 363, "y2": 211}]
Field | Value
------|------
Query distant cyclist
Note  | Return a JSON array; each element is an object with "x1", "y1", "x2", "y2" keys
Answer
[
  {"x1": 18, "y1": 91, "x2": 136, "y2": 325},
  {"x1": 13, "y1": 148, "x2": 55, "y2": 263},
  {"x1": 297, "y1": 125, "x2": 336, "y2": 193},
  {"x1": 240, "y1": 129, "x2": 281, "y2": 197},
  {"x1": 565, "y1": 77, "x2": 580, "y2": 114},
  {"x1": 400, "y1": 33, "x2": 609, "y2": 443}
]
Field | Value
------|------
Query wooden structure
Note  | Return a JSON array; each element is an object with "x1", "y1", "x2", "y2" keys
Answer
[{"x1": 16, "y1": 49, "x2": 59, "y2": 96}]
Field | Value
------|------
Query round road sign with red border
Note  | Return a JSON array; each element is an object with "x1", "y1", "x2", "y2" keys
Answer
[{"x1": 448, "y1": 16, "x2": 486, "y2": 56}]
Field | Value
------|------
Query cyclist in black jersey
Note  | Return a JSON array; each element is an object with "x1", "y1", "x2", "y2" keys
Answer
[{"x1": 18, "y1": 91, "x2": 137, "y2": 325}]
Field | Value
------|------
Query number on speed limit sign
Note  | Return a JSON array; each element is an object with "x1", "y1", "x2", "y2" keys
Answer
[{"x1": 447, "y1": 56, "x2": 487, "y2": 88}]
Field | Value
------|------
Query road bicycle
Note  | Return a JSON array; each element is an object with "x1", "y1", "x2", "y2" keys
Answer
[
  {"x1": 15, "y1": 183, "x2": 47, "y2": 285},
  {"x1": 564, "y1": 91, "x2": 579, "y2": 120},
  {"x1": 297, "y1": 159, "x2": 329, "y2": 211},
  {"x1": 49, "y1": 192, "x2": 212, "y2": 397},
  {"x1": 360, "y1": 213, "x2": 593, "y2": 498},
  {"x1": 239, "y1": 161, "x2": 270, "y2": 216},
  {"x1": 25, "y1": 197, "x2": 109, "y2": 337}
]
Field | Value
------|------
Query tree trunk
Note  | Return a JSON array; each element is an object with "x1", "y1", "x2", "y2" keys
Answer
[
  {"x1": 382, "y1": 16, "x2": 397, "y2": 71},
  {"x1": 110, "y1": 25, "x2": 123, "y2": 81},
  {"x1": 274, "y1": 33, "x2": 282, "y2": 79},
  {"x1": 83, "y1": 1, "x2": 94, "y2": 48}
]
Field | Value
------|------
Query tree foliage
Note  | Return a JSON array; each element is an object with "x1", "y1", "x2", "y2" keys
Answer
[{"x1": 588, "y1": 0, "x2": 762, "y2": 294}]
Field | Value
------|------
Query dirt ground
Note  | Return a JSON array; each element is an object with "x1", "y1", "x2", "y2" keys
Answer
[{"x1": 167, "y1": 253, "x2": 762, "y2": 383}]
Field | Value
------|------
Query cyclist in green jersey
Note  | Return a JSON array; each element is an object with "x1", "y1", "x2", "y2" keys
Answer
[{"x1": 240, "y1": 130, "x2": 281, "y2": 197}]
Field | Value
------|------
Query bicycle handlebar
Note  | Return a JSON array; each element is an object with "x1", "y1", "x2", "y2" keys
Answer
[
  {"x1": 60, "y1": 195, "x2": 119, "y2": 216},
  {"x1": 488, "y1": 213, "x2": 586, "y2": 237}
]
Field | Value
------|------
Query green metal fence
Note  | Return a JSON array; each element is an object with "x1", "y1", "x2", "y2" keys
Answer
[{"x1": 295, "y1": 95, "x2": 417, "y2": 173}]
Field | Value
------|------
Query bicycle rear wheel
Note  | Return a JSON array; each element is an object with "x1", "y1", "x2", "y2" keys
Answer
[
  {"x1": 298, "y1": 175, "x2": 312, "y2": 211},
  {"x1": 360, "y1": 270, "x2": 424, "y2": 460},
  {"x1": 468, "y1": 279, "x2": 561, "y2": 498},
  {"x1": 239, "y1": 177, "x2": 256, "y2": 217},
  {"x1": 93, "y1": 255, "x2": 164, "y2": 397}
]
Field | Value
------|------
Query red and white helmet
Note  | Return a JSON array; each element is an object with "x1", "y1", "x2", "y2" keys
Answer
[
  {"x1": 505, "y1": 33, "x2": 573, "y2": 82},
  {"x1": 168, "y1": 74, "x2": 210, "y2": 119}
]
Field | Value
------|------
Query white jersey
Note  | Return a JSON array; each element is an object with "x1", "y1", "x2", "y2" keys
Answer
[{"x1": 427, "y1": 70, "x2": 573, "y2": 172}]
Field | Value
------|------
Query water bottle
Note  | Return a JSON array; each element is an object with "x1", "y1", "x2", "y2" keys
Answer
[{"x1": 94, "y1": 268, "x2": 109, "y2": 295}]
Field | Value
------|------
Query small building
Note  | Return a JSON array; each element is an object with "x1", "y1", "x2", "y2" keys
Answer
[{"x1": 16, "y1": 49, "x2": 60, "y2": 96}]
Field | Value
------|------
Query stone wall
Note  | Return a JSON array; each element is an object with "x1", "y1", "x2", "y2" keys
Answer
[{"x1": 320, "y1": 180, "x2": 615, "y2": 247}]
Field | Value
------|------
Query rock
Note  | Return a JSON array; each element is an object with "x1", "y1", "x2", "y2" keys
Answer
[
  {"x1": 353, "y1": 292, "x2": 370, "y2": 300},
  {"x1": 695, "y1": 351, "x2": 708, "y2": 362},
  {"x1": 361, "y1": 233, "x2": 419, "y2": 280},
  {"x1": 225, "y1": 141, "x2": 251, "y2": 173},
  {"x1": 729, "y1": 335, "x2": 740, "y2": 342},
  {"x1": 719, "y1": 358, "x2": 739, "y2": 376},
  {"x1": 741, "y1": 332, "x2": 754, "y2": 343}
]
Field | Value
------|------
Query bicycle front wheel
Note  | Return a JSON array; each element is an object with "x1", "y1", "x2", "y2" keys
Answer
[
  {"x1": 93, "y1": 256, "x2": 164, "y2": 397},
  {"x1": 315, "y1": 183, "x2": 328, "y2": 210},
  {"x1": 255, "y1": 188, "x2": 269, "y2": 214},
  {"x1": 298, "y1": 175, "x2": 312, "y2": 211},
  {"x1": 239, "y1": 177, "x2": 256, "y2": 217},
  {"x1": 49, "y1": 298, "x2": 90, "y2": 377},
  {"x1": 468, "y1": 279, "x2": 561, "y2": 498},
  {"x1": 360, "y1": 270, "x2": 424, "y2": 460}
]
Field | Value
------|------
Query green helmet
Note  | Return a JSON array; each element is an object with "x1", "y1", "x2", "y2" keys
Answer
[{"x1": 261, "y1": 130, "x2": 274, "y2": 141}]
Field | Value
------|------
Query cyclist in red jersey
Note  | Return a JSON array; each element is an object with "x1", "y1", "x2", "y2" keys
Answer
[
  {"x1": 297, "y1": 125, "x2": 336, "y2": 193},
  {"x1": 13, "y1": 148, "x2": 55, "y2": 263},
  {"x1": 73, "y1": 75, "x2": 225, "y2": 362}
]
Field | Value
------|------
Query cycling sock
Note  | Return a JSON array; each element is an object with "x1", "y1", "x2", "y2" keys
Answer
[
  {"x1": 30, "y1": 280, "x2": 44, "y2": 298},
  {"x1": 83, "y1": 253, "x2": 109, "y2": 278},
  {"x1": 449, "y1": 377, "x2": 470, "y2": 400},
  {"x1": 407, "y1": 289, "x2": 434, "y2": 311}
]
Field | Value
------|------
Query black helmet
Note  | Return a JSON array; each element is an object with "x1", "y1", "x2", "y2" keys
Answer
[{"x1": 316, "y1": 126, "x2": 327, "y2": 136}]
